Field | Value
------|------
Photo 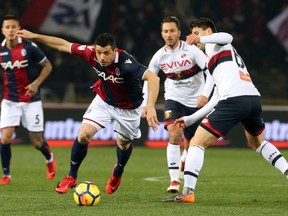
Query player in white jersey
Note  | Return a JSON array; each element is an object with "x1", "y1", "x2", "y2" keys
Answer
[
  {"x1": 163, "y1": 17, "x2": 288, "y2": 203},
  {"x1": 142, "y1": 16, "x2": 214, "y2": 193}
]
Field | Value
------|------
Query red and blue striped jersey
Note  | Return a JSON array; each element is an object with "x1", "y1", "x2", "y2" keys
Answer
[
  {"x1": 0, "y1": 37, "x2": 46, "y2": 102},
  {"x1": 71, "y1": 43, "x2": 147, "y2": 109}
]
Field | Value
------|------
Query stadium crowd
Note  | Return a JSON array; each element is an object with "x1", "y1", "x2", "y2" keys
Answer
[{"x1": 0, "y1": 0, "x2": 287, "y2": 104}]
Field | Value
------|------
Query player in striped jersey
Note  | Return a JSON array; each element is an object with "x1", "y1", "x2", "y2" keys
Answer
[
  {"x1": 142, "y1": 16, "x2": 214, "y2": 193},
  {"x1": 163, "y1": 17, "x2": 288, "y2": 203},
  {"x1": 0, "y1": 15, "x2": 56, "y2": 184},
  {"x1": 16, "y1": 30, "x2": 160, "y2": 194}
]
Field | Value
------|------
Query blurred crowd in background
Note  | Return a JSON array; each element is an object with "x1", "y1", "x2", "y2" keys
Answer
[{"x1": 0, "y1": 0, "x2": 287, "y2": 104}]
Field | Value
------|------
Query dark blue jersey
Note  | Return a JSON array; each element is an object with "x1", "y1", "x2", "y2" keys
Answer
[
  {"x1": 0, "y1": 38, "x2": 46, "y2": 102},
  {"x1": 71, "y1": 43, "x2": 147, "y2": 109}
]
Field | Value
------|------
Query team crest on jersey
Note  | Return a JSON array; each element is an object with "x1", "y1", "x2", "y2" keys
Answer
[
  {"x1": 165, "y1": 110, "x2": 172, "y2": 119},
  {"x1": 176, "y1": 72, "x2": 182, "y2": 79},
  {"x1": 181, "y1": 54, "x2": 186, "y2": 58},
  {"x1": 115, "y1": 68, "x2": 120, "y2": 76},
  {"x1": 21, "y1": 49, "x2": 27, "y2": 56}
]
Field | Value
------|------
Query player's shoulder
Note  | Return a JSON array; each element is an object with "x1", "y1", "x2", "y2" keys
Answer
[
  {"x1": 118, "y1": 49, "x2": 138, "y2": 64},
  {"x1": 151, "y1": 46, "x2": 166, "y2": 60},
  {"x1": 22, "y1": 38, "x2": 39, "y2": 48},
  {"x1": 181, "y1": 40, "x2": 199, "y2": 51}
]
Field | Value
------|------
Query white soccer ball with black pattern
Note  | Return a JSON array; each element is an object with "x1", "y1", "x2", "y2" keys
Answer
[{"x1": 73, "y1": 181, "x2": 101, "y2": 206}]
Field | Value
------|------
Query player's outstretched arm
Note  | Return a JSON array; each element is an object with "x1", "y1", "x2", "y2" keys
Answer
[{"x1": 16, "y1": 29, "x2": 72, "y2": 53}]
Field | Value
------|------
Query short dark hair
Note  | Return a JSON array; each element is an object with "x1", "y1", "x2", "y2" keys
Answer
[
  {"x1": 190, "y1": 17, "x2": 217, "y2": 33},
  {"x1": 95, "y1": 33, "x2": 116, "y2": 49},
  {"x1": 2, "y1": 14, "x2": 19, "y2": 26},
  {"x1": 161, "y1": 16, "x2": 181, "y2": 30}
]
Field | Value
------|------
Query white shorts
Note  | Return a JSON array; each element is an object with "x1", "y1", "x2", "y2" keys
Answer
[
  {"x1": 83, "y1": 95, "x2": 141, "y2": 141},
  {"x1": 0, "y1": 99, "x2": 44, "y2": 132}
]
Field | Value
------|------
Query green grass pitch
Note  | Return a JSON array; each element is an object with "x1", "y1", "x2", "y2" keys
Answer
[{"x1": 0, "y1": 145, "x2": 287, "y2": 216}]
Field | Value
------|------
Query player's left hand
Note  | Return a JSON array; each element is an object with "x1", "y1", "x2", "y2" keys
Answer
[
  {"x1": 146, "y1": 106, "x2": 159, "y2": 131},
  {"x1": 25, "y1": 83, "x2": 38, "y2": 96},
  {"x1": 141, "y1": 106, "x2": 148, "y2": 118},
  {"x1": 186, "y1": 34, "x2": 200, "y2": 45},
  {"x1": 173, "y1": 117, "x2": 186, "y2": 128},
  {"x1": 196, "y1": 95, "x2": 208, "y2": 108}
]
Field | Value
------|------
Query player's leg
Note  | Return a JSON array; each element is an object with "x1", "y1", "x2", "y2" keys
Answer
[
  {"x1": 166, "y1": 123, "x2": 182, "y2": 192},
  {"x1": 162, "y1": 126, "x2": 217, "y2": 203},
  {"x1": 163, "y1": 98, "x2": 241, "y2": 202},
  {"x1": 24, "y1": 101, "x2": 56, "y2": 180},
  {"x1": 0, "y1": 100, "x2": 21, "y2": 184},
  {"x1": 56, "y1": 96, "x2": 108, "y2": 193},
  {"x1": 180, "y1": 115, "x2": 202, "y2": 180},
  {"x1": 246, "y1": 131, "x2": 288, "y2": 179},
  {"x1": 29, "y1": 131, "x2": 56, "y2": 180},
  {"x1": 0, "y1": 127, "x2": 14, "y2": 184},
  {"x1": 106, "y1": 136, "x2": 132, "y2": 194},
  {"x1": 55, "y1": 122, "x2": 98, "y2": 193},
  {"x1": 183, "y1": 126, "x2": 218, "y2": 194},
  {"x1": 243, "y1": 96, "x2": 288, "y2": 179},
  {"x1": 164, "y1": 100, "x2": 186, "y2": 193},
  {"x1": 106, "y1": 105, "x2": 141, "y2": 194}
]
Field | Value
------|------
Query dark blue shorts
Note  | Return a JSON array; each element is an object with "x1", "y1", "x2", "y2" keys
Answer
[
  {"x1": 200, "y1": 96, "x2": 265, "y2": 138},
  {"x1": 164, "y1": 100, "x2": 202, "y2": 140}
]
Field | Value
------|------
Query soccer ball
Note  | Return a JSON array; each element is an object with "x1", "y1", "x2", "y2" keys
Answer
[{"x1": 73, "y1": 181, "x2": 101, "y2": 206}]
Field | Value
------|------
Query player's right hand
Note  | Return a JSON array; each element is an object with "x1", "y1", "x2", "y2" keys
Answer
[
  {"x1": 173, "y1": 117, "x2": 186, "y2": 128},
  {"x1": 15, "y1": 29, "x2": 36, "y2": 40}
]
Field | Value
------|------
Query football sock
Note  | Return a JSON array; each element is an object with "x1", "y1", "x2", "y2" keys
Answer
[
  {"x1": 183, "y1": 145, "x2": 205, "y2": 192},
  {"x1": 0, "y1": 143, "x2": 11, "y2": 176},
  {"x1": 69, "y1": 138, "x2": 88, "y2": 179},
  {"x1": 181, "y1": 149, "x2": 188, "y2": 163},
  {"x1": 114, "y1": 144, "x2": 133, "y2": 177},
  {"x1": 167, "y1": 143, "x2": 180, "y2": 182},
  {"x1": 182, "y1": 187, "x2": 194, "y2": 195},
  {"x1": 256, "y1": 140, "x2": 288, "y2": 174},
  {"x1": 36, "y1": 141, "x2": 52, "y2": 160}
]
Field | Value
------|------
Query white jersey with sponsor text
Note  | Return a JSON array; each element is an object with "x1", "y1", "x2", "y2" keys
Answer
[
  {"x1": 205, "y1": 43, "x2": 260, "y2": 100},
  {"x1": 148, "y1": 40, "x2": 211, "y2": 108}
]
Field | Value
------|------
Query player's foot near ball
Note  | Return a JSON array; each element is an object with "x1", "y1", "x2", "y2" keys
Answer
[
  {"x1": 106, "y1": 164, "x2": 122, "y2": 194},
  {"x1": 55, "y1": 176, "x2": 77, "y2": 194}
]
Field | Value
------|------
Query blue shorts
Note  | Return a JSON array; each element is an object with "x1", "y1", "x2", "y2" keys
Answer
[
  {"x1": 200, "y1": 96, "x2": 265, "y2": 138},
  {"x1": 164, "y1": 100, "x2": 202, "y2": 140}
]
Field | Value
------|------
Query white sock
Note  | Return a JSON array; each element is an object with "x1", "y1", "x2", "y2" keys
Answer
[
  {"x1": 167, "y1": 143, "x2": 180, "y2": 182},
  {"x1": 256, "y1": 140, "x2": 288, "y2": 174},
  {"x1": 183, "y1": 145, "x2": 205, "y2": 192},
  {"x1": 181, "y1": 149, "x2": 188, "y2": 163}
]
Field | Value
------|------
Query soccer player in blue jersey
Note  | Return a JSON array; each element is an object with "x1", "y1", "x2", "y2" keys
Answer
[
  {"x1": 0, "y1": 15, "x2": 56, "y2": 184},
  {"x1": 16, "y1": 29, "x2": 160, "y2": 194}
]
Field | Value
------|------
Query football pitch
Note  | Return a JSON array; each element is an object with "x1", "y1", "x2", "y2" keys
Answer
[{"x1": 0, "y1": 145, "x2": 287, "y2": 216}]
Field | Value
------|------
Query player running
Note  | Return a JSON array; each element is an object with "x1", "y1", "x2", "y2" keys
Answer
[{"x1": 16, "y1": 30, "x2": 160, "y2": 194}]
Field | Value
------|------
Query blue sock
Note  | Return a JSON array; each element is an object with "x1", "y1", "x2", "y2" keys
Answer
[
  {"x1": 114, "y1": 144, "x2": 133, "y2": 177},
  {"x1": 36, "y1": 141, "x2": 51, "y2": 160},
  {"x1": 0, "y1": 143, "x2": 11, "y2": 176},
  {"x1": 69, "y1": 138, "x2": 88, "y2": 179}
]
